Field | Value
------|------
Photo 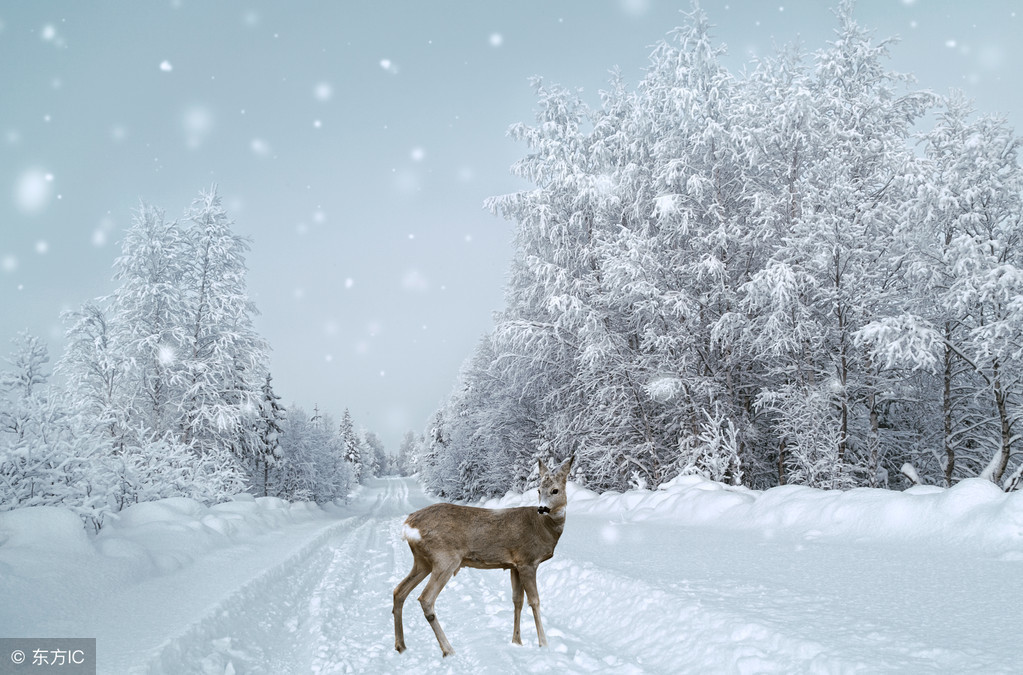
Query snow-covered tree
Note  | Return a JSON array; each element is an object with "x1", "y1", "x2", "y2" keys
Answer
[
  {"x1": 108, "y1": 200, "x2": 191, "y2": 445},
  {"x1": 362, "y1": 430, "x2": 386, "y2": 478},
  {"x1": 430, "y1": 3, "x2": 1023, "y2": 497},
  {"x1": 178, "y1": 186, "x2": 269, "y2": 465},
  {"x1": 56, "y1": 303, "x2": 126, "y2": 446},
  {"x1": 252, "y1": 373, "x2": 285, "y2": 496},
  {"x1": 0, "y1": 332, "x2": 105, "y2": 527},
  {"x1": 273, "y1": 406, "x2": 352, "y2": 503},
  {"x1": 338, "y1": 409, "x2": 361, "y2": 482}
]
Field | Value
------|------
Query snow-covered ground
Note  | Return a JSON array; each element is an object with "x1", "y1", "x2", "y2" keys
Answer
[{"x1": 2, "y1": 476, "x2": 1021, "y2": 673}]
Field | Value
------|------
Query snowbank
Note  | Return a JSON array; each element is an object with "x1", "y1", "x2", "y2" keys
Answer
[
  {"x1": 0, "y1": 495, "x2": 333, "y2": 578},
  {"x1": 0, "y1": 495, "x2": 342, "y2": 640},
  {"x1": 483, "y1": 476, "x2": 1023, "y2": 557}
]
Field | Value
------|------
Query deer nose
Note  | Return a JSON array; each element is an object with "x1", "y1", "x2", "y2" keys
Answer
[{"x1": 537, "y1": 506, "x2": 551, "y2": 514}]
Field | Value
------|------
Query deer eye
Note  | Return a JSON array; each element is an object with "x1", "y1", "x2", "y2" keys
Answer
[{"x1": 552, "y1": 488, "x2": 559, "y2": 494}]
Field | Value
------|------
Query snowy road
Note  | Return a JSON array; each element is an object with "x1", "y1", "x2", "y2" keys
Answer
[{"x1": 5, "y1": 477, "x2": 1020, "y2": 673}]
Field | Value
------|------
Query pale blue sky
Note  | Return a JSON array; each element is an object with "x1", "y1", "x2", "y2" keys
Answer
[{"x1": 3, "y1": 1, "x2": 1021, "y2": 449}]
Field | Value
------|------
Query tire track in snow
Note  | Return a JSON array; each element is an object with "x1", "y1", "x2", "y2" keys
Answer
[{"x1": 143, "y1": 515, "x2": 362, "y2": 674}]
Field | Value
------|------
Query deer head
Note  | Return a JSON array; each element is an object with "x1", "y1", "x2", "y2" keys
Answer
[{"x1": 536, "y1": 455, "x2": 574, "y2": 516}]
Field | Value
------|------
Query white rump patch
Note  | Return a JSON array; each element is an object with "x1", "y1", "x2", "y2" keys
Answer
[{"x1": 402, "y1": 522, "x2": 422, "y2": 542}]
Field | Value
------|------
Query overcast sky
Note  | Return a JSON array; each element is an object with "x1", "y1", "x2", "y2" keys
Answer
[{"x1": 3, "y1": 1, "x2": 1022, "y2": 450}]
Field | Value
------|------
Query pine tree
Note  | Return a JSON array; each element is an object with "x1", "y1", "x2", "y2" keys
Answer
[
  {"x1": 254, "y1": 373, "x2": 285, "y2": 496},
  {"x1": 338, "y1": 409, "x2": 361, "y2": 481}
]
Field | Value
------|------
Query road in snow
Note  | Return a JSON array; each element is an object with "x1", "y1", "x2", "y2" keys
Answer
[{"x1": 2, "y1": 477, "x2": 1021, "y2": 673}]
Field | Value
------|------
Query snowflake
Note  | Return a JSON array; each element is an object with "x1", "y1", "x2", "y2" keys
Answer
[{"x1": 157, "y1": 345, "x2": 176, "y2": 366}]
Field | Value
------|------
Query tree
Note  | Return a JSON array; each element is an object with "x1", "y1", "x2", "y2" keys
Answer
[
  {"x1": 178, "y1": 186, "x2": 269, "y2": 464},
  {"x1": 253, "y1": 373, "x2": 286, "y2": 496},
  {"x1": 0, "y1": 332, "x2": 104, "y2": 527},
  {"x1": 56, "y1": 303, "x2": 126, "y2": 446},
  {"x1": 273, "y1": 406, "x2": 352, "y2": 502},
  {"x1": 338, "y1": 409, "x2": 361, "y2": 481},
  {"x1": 108, "y1": 200, "x2": 190, "y2": 445},
  {"x1": 362, "y1": 430, "x2": 386, "y2": 478}
]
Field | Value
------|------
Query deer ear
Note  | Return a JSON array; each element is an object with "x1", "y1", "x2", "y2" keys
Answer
[
  {"x1": 558, "y1": 455, "x2": 574, "y2": 477},
  {"x1": 538, "y1": 458, "x2": 550, "y2": 476}
]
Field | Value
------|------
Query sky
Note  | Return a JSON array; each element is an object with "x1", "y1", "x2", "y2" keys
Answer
[{"x1": 2, "y1": 1, "x2": 1022, "y2": 451}]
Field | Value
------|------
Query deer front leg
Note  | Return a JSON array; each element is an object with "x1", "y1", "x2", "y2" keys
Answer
[
  {"x1": 518, "y1": 565, "x2": 547, "y2": 647},
  {"x1": 510, "y1": 567, "x2": 524, "y2": 645},
  {"x1": 393, "y1": 558, "x2": 429, "y2": 653},
  {"x1": 418, "y1": 562, "x2": 459, "y2": 657}
]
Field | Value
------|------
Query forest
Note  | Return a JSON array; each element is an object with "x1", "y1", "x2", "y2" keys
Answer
[
  {"x1": 4, "y1": 6, "x2": 1022, "y2": 524},
  {"x1": 417, "y1": 5, "x2": 1023, "y2": 500},
  {"x1": 0, "y1": 188, "x2": 399, "y2": 530}
]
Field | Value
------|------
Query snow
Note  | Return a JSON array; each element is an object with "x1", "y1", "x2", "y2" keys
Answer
[
  {"x1": 2, "y1": 477, "x2": 1022, "y2": 673},
  {"x1": 14, "y1": 167, "x2": 53, "y2": 214}
]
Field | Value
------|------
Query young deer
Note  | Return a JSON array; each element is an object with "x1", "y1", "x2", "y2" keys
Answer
[{"x1": 393, "y1": 456, "x2": 574, "y2": 657}]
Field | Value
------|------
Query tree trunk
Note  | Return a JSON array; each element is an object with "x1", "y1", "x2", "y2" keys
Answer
[
  {"x1": 942, "y1": 333, "x2": 955, "y2": 487},
  {"x1": 990, "y1": 360, "x2": 1012, "y2": 485}
]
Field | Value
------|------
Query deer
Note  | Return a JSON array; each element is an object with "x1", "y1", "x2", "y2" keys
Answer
[{"x1": 392, "y1": 455, "x2": 574, "y2": 657}]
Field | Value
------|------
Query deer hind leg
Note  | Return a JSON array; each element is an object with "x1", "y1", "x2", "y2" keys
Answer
[
  {"x1": 393, "y1": 555, "x2": 430, "y2": 653},
  {"x1": 510, "y1": 567, "x2": 524, "y2": 645},
  {"x1": 418, "y1": 559, "x2": 460, "y2": 657},
  {"x1": 519, "y1": 566, "x2": 548, "y2": 647}
]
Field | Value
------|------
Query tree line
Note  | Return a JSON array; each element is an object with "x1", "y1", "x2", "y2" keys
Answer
[
  {"x1": 0, "y1": 187, "x2": 395, "y2": 530},
  {"x1": 420, "y1": 4, "x2": 1023, "y2": 500}
]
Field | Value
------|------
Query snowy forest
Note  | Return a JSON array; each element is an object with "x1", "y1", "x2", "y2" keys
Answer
[
  {"x1": 420, "y1": 5, "x2": 1023, "y2": 499},
  {"x1": 0, "y1": 188, "x2": 401, "y2": 530}
]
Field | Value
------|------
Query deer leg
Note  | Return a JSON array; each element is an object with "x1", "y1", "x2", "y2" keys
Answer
[
  {"x1": 519, "y1": 566, "x2": 547, "y2": 647},
  {"x1": 393, "y1": 556, "x2": 430, "y2": 653},
  {"x1": 510, "y1": 567, "x2": 524, "y2": 645},
  {"x1": 418, "y1": 561, "x2": 459, "y2": 657}
]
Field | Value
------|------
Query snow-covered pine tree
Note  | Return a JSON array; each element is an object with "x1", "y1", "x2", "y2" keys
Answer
[
  {"x1": 395, "y1": 431, "x2": 418, "y2": 477},
  {"x1": 273, "y1": 406, "x2": 351, "y2": 502},
  {"x1": 338, "y1": 409, "x2": 361, "y2": 482},
  {"x1": 253, "y1": 372, "x2": 285, "y2": 496},
  {"x1": 362, "y1": 430, "x2": 386, "y2": 478}
]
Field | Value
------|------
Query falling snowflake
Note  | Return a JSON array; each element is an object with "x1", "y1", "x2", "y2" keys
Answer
[
  {"x1": 157, "y1": 345, "x2": 176, "y2": 366},
  {"x1": 314, "y1": 82, "x2": 333, "y2": 101},
  {"x1": 160, "y1": 60, "x2": 173, "y2": 72},
  {"x1": 14, "y1": 168, "x2": 53, "y2": 214},
  {"x1": 183, "y1": 106, "x2": 214, "y2": 149},
  {"x1": 250, "y1": 138, "x2": 271, "y2": 156},
  {"x1": 401, "y1": 269, "x2": 430, "y2": 293}
]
